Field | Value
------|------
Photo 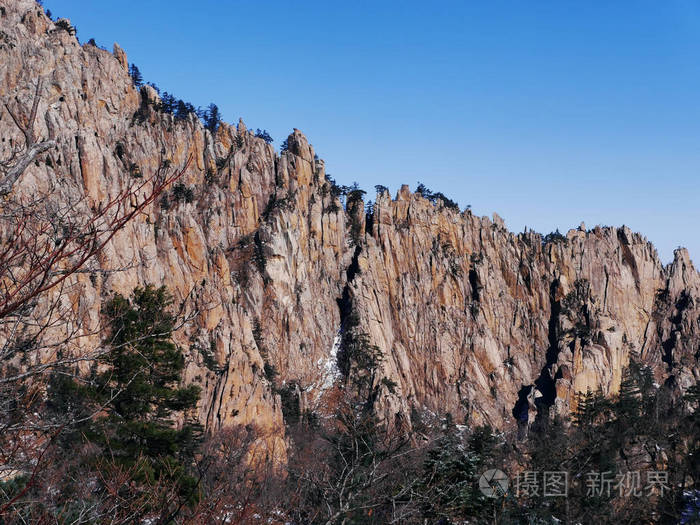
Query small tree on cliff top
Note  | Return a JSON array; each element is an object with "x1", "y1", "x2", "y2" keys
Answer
[
  {"x1": 129, "y1": 63, "x2": 143, "y2": 88},
  {"x1": 203, "y1": 103, "x2": 220, "y2": 133}
]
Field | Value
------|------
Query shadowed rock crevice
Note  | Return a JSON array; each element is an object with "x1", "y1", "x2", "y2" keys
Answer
[
  {"x1": 617, "y1": 228, "x2": 641, "y2": 291},
  {"x1": 512, "y1": 385, "x2": 531, "y2": 440},
  {"x1": 468, "y1": 267, "x2": 480, "y2": 303},
  {"x1": 534, "y1": 279, "x2": 562, "y2": 416},
  {"x1": 336, "y1": 245, "x2": 362, "y2": 377},
  {"x1": 662, "y1": 290, "x2": 692, "y2": 369}
]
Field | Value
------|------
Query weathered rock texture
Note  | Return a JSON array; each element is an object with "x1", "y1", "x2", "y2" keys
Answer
[{"x1": 1, "y1": 0, "x2": 698, "y2": 444}]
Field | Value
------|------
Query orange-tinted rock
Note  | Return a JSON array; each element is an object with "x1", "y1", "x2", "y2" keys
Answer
[{"x1": 1, "y1": 0, "x2": 698, "y2": 447}]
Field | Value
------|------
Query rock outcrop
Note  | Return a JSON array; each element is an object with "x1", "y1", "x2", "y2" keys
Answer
[{"x1": 1, "y1": 0, "x2": 698, "y2": 447}]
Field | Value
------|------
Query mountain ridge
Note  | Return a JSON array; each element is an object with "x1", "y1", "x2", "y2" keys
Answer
[{"x1": 1, "y1": 0, "x2": 698, "y2": 450}]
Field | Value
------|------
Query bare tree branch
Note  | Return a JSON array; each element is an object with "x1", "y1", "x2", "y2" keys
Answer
[{"x1": 0, "y1": 79, "x2": 57, "y2": 196}]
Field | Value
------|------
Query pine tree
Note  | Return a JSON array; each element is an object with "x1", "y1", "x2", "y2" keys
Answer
[
  {"x1": 255, "y1": 129, "x2": 273, "y2": 144},
  {"x1": 159, "y1": 92, "x2": 177, "y2": 114},
  {"x1": 573, "y1": 387, "x2": 608, "y2": 428},
  {"x1": 91, "y1": 286, "x2": 202, "y2": 505},
  {"x1": 203, "y1": 103, "x2": 220, "y2": 133},
  {"x1": 614, "y1": 367, "x2": 641, "y2": 422},
  {"x1": 417, "y1": 419, "x2": 494, "y2": 520},
  {"x1": 336, "y1": 308, "x2": 391, "y2": 410},
  {"x1": 43, "y1": 285, "x2": 203, "y2": 519},
  {"x1": 175, "y1": 100, "x2": 195, "y2": 121},
  {"x1": 129, "y1": 63, "x2": 143, "y2": 88},
  {"x1": 573, "y1": 388, "x2": 594, "y2": 427}
]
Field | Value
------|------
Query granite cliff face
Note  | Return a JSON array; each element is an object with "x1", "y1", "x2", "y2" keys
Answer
[
  {"x1": 1, "y1": 0, "x2": 698, "y2": 446},
  {"x1": 355, "y1": 194, "x2": 699, "y2": 429}
]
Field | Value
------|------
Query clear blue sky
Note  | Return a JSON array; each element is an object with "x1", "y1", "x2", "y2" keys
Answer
[{"x1": 47, "y1": 0, "x2": 699, "y2": 264}]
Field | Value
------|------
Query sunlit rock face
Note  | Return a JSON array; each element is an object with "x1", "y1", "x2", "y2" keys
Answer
[{"x1": 1, "y1": 0, "x2": 697, "y2": 446}]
